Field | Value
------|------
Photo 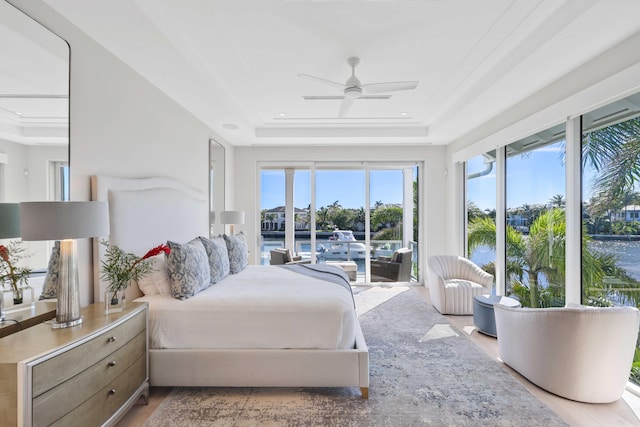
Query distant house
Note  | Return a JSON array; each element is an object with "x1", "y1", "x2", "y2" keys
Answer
[
  {"x1": 506, "y1": 212, "x2": 529, "y2": 229},
  {"x1": 262, "y1": 206, "x2": 309, "y2": 231},
  {"x1": 614, "y1": 205, "x2": 640, "y2": 222}
]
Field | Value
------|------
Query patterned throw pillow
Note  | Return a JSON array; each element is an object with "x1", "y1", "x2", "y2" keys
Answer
[
  {"x1": 166, "y1": 238, "x2": 211, "y2": 300},
  {"x1": 198, "y1": 235, "x2": 230, "y2": 284},
  {"x1": 39, "y1": 241, "x2": 60, "y2": 300},
  {"x1": 223, "y1": 232, "x2": 248, "y2": 274}
]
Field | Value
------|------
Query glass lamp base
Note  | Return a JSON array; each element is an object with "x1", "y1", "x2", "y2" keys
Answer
[{"x1": 50, "y1": 316, "x2": 83, "y2": 329}]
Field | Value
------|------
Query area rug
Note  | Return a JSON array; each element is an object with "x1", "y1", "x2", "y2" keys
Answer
[{"x1": 142, "y1": 288, "x2": 567, "y2": 426}]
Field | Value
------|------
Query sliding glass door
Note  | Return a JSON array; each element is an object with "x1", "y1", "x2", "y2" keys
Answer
[{"x1": 259, "y1": 162, "x2": 421, "y2": 283}]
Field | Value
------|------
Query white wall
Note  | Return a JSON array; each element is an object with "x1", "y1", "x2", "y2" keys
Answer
[
  {"x1": 233, "y1": 144, "x2": 447, "y2": 281},
  {"x1": 0, "y1": 138, "x2": 28, "y2": 202},
  {"x1": 9, "y1": 0, "x2": 231, "y2": 305}
]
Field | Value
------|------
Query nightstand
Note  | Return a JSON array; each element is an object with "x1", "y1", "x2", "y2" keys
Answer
[{"x1": 0, "y1": 302, "x2": 149, "y2": 426}]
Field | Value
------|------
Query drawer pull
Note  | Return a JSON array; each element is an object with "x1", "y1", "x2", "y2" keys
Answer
[
  {"x1": 109, "y1": 389, "x2": 116, "y2": 395},
  {"x1": 108, "y1": 360, "x2": 117, "y2": 367},
  {"x1": 107, "y1": 336, "x2": 117, "y2": 343}
]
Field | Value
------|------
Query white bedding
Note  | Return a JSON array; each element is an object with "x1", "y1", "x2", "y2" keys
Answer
[{"x1": 135, "y1": 265, "x2": 357, "y2": 350}]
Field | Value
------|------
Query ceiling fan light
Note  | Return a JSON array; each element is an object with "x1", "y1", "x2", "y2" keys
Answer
[{"x1": 344, "y1": 86, "x2": 362, "y2": 99}]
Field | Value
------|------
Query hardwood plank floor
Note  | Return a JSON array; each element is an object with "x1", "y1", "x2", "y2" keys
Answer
[{"x1": 117, "y1": 286, "x2": 640, "y2": 426}]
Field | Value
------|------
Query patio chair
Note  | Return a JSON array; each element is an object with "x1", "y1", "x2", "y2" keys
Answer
[
  {"x1": 269, "y1": 248, "x2": 311, "y2": 265},
  {"x1": 371, "y1": 248, "x2": 412, "y2": 282}
]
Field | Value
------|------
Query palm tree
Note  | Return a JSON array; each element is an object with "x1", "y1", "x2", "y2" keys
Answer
[
  {"x1": 467, "y1": 200, "x2": 485, "y2": 221},
  {"x1": 316, "y1": 206, "x2": 329, "y2": 231},
  {"x1": 469, "y1": 209, "x2": 604, "y2": 307},
  {"x1": 548, "y1": 194, "x2": 566, "y2": 209},
  {"x1": 583, "y1": 117, "x2": 640, "y2": 201}
]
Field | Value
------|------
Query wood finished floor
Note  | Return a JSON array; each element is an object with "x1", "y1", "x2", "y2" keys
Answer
[{"x1": 117, "y1": 286, "x2": 640, "y2": 426}]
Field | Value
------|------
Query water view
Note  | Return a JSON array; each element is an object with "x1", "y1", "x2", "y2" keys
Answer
[{"x1": 470, "y1": 239, "x2": 640, "y2": 284}]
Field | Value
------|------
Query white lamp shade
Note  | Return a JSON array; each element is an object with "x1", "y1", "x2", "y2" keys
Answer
[
  {"x1": 0, "y1": 203, "x2": 20, "y2": 239},
  {"x1": 220, "y1": 210, "x2": 245, "y2": 225},
  {"x1": 20, "y1": 201, "x2": 110, "y2": 241}
]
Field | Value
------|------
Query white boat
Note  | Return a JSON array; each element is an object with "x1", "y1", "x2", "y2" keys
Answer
[{"x1": 317, "y1": 230, "x2": 367, "y2": 260}]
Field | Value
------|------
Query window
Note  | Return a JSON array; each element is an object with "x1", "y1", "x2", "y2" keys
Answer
[
  {"x1": 581, "y1": 93, "x2": 640, "y2": 385},
  {"x1": 581, "y1": 96, "x2": 640, "y2": 308},
  {"x1": 51, "y1": 161, "x2": 69, "y2": 201},
  {"x1": 466, "y1": 152, "x2": 497, "y2": 292},
  {"x1": 505, "y1": 126, "x2": 566, "y2": 307},
  {"x1": 462, "y1": 91, "x2": 640, "y2": 385}
]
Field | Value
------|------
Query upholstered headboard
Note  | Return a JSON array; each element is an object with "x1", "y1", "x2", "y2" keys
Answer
[{"x1": 91, "y1": 175, "x2": 209, "y2": 302}]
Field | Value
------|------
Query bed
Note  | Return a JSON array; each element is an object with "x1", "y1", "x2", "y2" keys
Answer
[{"x1": 90, "y1": 175, "x2": 369, "y2": 398}]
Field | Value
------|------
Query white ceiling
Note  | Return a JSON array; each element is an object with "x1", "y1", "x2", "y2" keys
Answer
[{"x1": 38, "y1": 0, "x2": 640, "y2": 146}]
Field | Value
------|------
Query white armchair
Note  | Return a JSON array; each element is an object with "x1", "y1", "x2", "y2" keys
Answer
[
  {"x1": 427, "y1": 255, "x2": 493, "y2": 315},
  {"x1": 495, "y1": 303, "x2": 640, "y2": 403}
]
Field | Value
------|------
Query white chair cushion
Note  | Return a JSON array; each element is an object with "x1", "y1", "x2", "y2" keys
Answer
[{"x1": 443, "y1": 279, "x2": 486, "y2": 314}]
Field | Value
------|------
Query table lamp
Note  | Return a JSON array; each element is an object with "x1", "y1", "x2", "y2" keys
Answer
[
  {"x1": 20, "y1": 201, "x2": 109, "y2": 328},
  {"x1": 220, "y1": 210, "x2": 245, "y2": 235},
  {"x1": 0, "y1": 203, "x2": 21, "y2": 321}
]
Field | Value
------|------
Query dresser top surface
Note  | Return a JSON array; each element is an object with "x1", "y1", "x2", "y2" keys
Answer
[{"x1": 0, "y1": 302, "x2": 147, "y2": 363}]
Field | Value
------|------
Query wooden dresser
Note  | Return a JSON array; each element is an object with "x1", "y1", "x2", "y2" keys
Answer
[{"x1": 0, "y1": 302, "x2": 148, "y2": 427}]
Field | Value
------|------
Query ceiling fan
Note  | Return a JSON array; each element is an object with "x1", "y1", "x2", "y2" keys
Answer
[{"x1": 299, "y1": 57, "x2": 419, "y2": 117}]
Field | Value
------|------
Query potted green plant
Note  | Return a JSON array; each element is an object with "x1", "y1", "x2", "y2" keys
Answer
[
  {"x1": 100, "y1": 241, "x2": 170, "y2": 312},
  {"x1": 0, "y1": 242, "x2": 32, "y2": 304}
]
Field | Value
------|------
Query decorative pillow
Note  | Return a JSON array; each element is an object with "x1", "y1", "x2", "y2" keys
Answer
[
  {"x1": 135, "y1": 254, "x2": 171, "y2": 296},
  {"x1": 223, "y1": 232, "x2": 248, "y2": 274},
  {"x1": 39, "y1": 241, "x2": 60, "y2": 300},
  {"x1": 198, "y1": 235, "x2": 230, "y2": 284},
  {"x1": 166, "y1": 238, "x2": 210, "y2": 300}
]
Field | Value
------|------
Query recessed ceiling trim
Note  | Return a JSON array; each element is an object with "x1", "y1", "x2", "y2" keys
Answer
[
  {"x1": 0, "y1": 94, "x2": 69, "y2": 99},
  {"x1": 256, "y1": 126, "x2": 428, "y2": 138},
  {"x1": 271, "y1": 118, "x2": 417, "y2": 122}
]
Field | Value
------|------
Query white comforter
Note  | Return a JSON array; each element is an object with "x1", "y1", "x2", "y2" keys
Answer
[{"x1": 135, "y1": 265, "x2": 357, "y2": 350}]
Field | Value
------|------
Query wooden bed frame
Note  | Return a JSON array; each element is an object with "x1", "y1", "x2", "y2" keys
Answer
[{"x1": 90, "y1": 175, "x2": 369, "y2": 398}]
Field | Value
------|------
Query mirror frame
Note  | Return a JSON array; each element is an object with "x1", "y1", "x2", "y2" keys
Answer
[
  {"x1": 209, "y1": 138, "x2": 225, "y2": 237},
  {"x1": 0, "y1": 0, "x2": 70, "y2": 296}
]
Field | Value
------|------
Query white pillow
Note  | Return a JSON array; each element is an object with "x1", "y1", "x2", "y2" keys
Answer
[{"x1": 136, "y1": 254, "x2": 171, "y2": 296}]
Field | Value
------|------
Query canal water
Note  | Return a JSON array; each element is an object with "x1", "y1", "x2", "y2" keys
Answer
[{"x1": 470, "y1": 240, "x2": 640, "y2": 281}]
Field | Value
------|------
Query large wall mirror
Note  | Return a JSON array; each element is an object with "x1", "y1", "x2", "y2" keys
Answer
[
  {"x1": 0, "y1": 1, "x2": 69, "y2": 277},
  {"x1": 209, "y1": 139, "x2": 225, "y2": 237}
]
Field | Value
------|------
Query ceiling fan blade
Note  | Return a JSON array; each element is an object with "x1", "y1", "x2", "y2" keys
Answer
[
  {"x1": 362, "y1": 80, "x2": 419, "y2": 94},
  {"x1": 303, "y1": 95, "x2": 345, "y2": 100},
  {"x1": 338, "y1": 97, "x2": 354, "y2": 118},
  {"x1": 303, "y1": 95, "x2": 390, "y2": 100},
  {"x1": 298, "y1": 74, "x2": 345, "y2": 90}
]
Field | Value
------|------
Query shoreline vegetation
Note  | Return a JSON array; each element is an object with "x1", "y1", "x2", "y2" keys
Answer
[{"x1": 589, "y1": 234, "x2": 640, "y2": 241}]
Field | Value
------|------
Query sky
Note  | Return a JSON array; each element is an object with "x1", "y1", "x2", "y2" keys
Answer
[
  {"x1": 260, "y1": 146, "x2": 601, "y2": 213},
  {"x1": 261, "y1": 169, "x2": 406, "y2": 210},
  {"x1": 467, "y1": 141, "x2": 600, "y2": 211}
]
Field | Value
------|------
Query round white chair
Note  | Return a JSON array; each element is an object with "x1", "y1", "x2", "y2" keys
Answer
[
  {"x1": 495, "y1": 303, "x2": 640, "y2": 403},
  {"x1": 427, "y1": 255, "x2": 494, "y2": 315}
]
